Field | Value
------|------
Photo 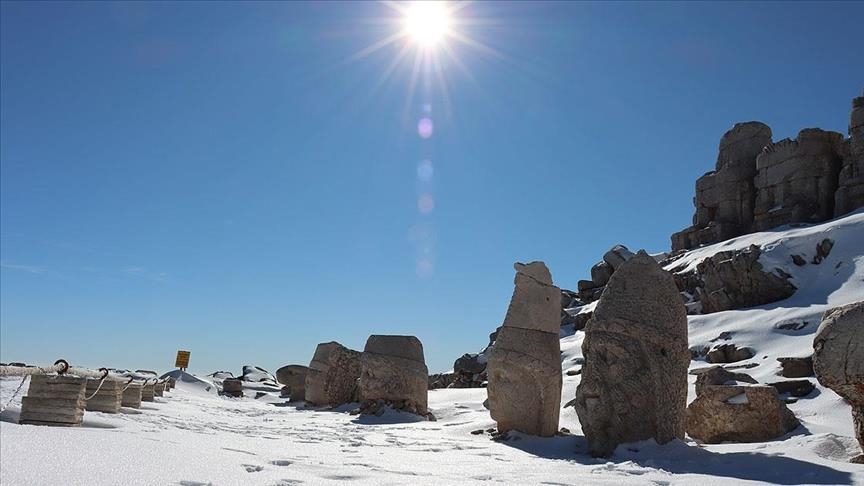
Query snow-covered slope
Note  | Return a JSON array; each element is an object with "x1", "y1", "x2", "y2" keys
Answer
[{"x1": 0, "y1": 212, "x2": 862, "y2": 485}]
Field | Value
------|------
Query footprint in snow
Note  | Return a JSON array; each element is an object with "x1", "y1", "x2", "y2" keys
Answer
[
  {"x1": 271, "y1": 460, "x2": 293, "y2": 466},
  {"x1": 242, "y1": 464, "x2": 264, "y2": 473}
]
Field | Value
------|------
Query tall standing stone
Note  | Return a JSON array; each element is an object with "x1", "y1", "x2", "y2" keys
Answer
[
  {"x1": 305, "y1": 341, "x2": 362, "y2": 407},
  {"x1": 575, "y1": 251, "x2": 689, "y2": 457},
  {"x1": 487, "y1": 261, "x2": 562, "y2": 437},
  {"x1": 813, "y1": 301, "x2": 864, "y2": 462},
  {"x1": 359, "y1": 335, "x2": 428, "y2": 414}
]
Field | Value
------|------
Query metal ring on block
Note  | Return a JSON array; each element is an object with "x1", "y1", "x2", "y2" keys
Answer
[{"x1": 54, "y1": 359, "x2": 70, "y2": 375}]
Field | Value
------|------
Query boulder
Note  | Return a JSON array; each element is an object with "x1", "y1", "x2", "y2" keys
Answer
[
  {"x1": 305, "y1": 341, "x2": 362, "y2": 407},
  {"x1": 454, "y1": 353, "x2": 486, "y2": 375},
  {"x1": 813, "y1": 302, "x2": 864, "y2": 404},
  {"x1": 602, "y1": 245, "x2": 634, "y2": 270},
  {"x1": 697, "y1": 245, "x2": 796, "y2": 313},
  {"x1": 275, "y1": 365, "x2": 308, "y2": 402},
  {"x1": 686, "y1": 384, "x2": 799, "y2": 443},
  {"x1": 777, "y1": 356, "x2": 814, "y2": 378},
  {"x1": 813, "y1": 301, "x2": 864, "y2": 458},
  {"x1": 590, "y1": 261, "x2": 613, "y2": 287},
  {"x1": 487, "y1": 261, "x2": 562, "y2": 437},
  {"x1": 692, "y1": 366, "x2": 758, "y2": 396},
  {"x1": 574, "y1": 251, "x2": 689, "y2": 457},
  {"x1": 222, "y1": 378, "x2": 244, "y2": 398},
  {"x1": 706, "y1": 343, "x2": 755, "y2": 364},
  {"x1": 359, "y1": 335, "x2": 428, "y2": 414},
  {"x1": 767, "y1": 379, "x2": 815, "y2": 397}
]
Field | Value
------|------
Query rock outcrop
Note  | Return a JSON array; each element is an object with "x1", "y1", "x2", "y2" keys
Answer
[
  {"x1": 487, "y1": 261, "x2": 562, "y2": 437},
  {"x1": 686, "y1": 384, "x2": 799, "y2": 443},
  {"x1": 574, "y1": 251, "x2": 689, "y2": 457},
  {"x1": 692, "y1": 366, "x2": 758, "y2": 396},
  {"x1": 305, "y1": 341, "x2": 362, "y2": 407},
  {"x1": 696, "y1": 245, "x2": 796, "y2": 313},
  {"x1": 672, "y1": 122, "x2": 772, "y2": 251},
  {"x1": 672, "y1": 94, "x2": 864, "y2": 251},
  {"x1": 359, "y1": 335, "x2": 428, "y2": 415},
  {"x1": 836, "y1": 95, "x2": 864, "y2": 216},
  {"x1": 753, "y1": 129, "x2": 845, "y2": 231},
  {"x1": 276, "y1": 365, "x2": 308, "y2": 402},
  {"x1": 813, "y1": 301, "x2": 864, "y2": 461}
]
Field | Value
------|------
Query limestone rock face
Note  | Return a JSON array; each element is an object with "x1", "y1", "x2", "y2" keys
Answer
[
  {"x1": 359, "y1": 335, "x2": 428, "y2": 414},
  {"x1": 276, "y1": 365, "x2": 308, "y2": 402},
  {"x1": 836, "y1": 95, "x2": 864, "y2": 216},
  {"x1": 813, "y1": 301, "x2": 864, "y2": 457},
  {"x1": 697, "y1": 245, "x2": 796, "y2": 313},
  {"x1": 487, "y1": 261, "x2": 562, "y2": 437},
  {"x1": 686, "y1": 385, "x2": 799, "y2": 443},
  {"x1": 305, "y1": 342, "x2": 362, "y2": 407},
  {"x1": 574, "y1": 251, "x2": 689, "y2": 457},
  {"x1": 753, "y1": 129, "x2": 845, "y2": 231},
  {"x1": 672, "y1": 122, "x2": 772, "y2": 251}
]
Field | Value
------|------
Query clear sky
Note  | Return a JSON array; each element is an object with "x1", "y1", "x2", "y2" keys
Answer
[{"x1": 1, "y1": 1, "x2": 862, "y2": 374}]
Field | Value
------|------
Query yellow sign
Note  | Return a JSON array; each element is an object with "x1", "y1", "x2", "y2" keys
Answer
[{"x1": 175, "y1": 350, "x2": 191, "y2": 369}]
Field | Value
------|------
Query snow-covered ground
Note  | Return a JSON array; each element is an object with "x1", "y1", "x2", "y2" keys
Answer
[{"x1": 1, "y1": 211, "x2": 863, "y2": 485}]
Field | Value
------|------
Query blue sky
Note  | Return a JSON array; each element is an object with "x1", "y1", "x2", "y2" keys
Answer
[{"x1": 2, "y1": 1, "x2": 862, "y2": 374}]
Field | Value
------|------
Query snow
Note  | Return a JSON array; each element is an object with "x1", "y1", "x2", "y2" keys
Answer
[
  {"x1": 1, "y1": 211, "x2": 863, "y2": 485},
  {"x1": 725, "y1": 393, "x2": 749, "y2": 405}
]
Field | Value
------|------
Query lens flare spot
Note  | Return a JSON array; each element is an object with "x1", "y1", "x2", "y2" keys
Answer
[
  {"x1": 416, "y1": 258, "x2": 434, "y2": 278},
  {"x1": 418, "y1": 193, "x2": 435, "y2": 214},
  {"x1": 417, "y1": 160, "x2": 434, "y2": 181},
  {"x1": 417, "y1": 117, "x2": 434, "y2": 139}
]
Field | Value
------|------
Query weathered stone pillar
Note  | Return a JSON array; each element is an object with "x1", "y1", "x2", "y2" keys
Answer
[
  {"x1": 487, "y1": 261, "x2": 562, "y2": 437},
  {"x1": 305, "y1": 342, "x2": 362, "y2": 407},
  {"x1": 154, "y1": 381, "x2": 165, "y2": 397},
  {"x1": 575, "y1": 251, "x2": 689, "y2": 456},
  {"x1": 359, "y1": 335, "x2": 428, "y2": 414},
  {"x1": 19, "y1": 375, "x2": 87, "y2": 426}
]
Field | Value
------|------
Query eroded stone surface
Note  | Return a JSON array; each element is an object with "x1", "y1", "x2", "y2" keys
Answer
[
  {"x1": 276, "y1": 365, "x2": 308, "y2": 402},
  {"x1": 686, "y1": 385, "x2": 799, "y2": 443},
  {"x1": 487, "y1": 261, "x2": 562, "y2": 437},
  {"x1": 359, "y1": 335, "x2": 428, "y2": 415},
  {"x1": 813, "y1": 301, "x2": 864, "y2": 456},
  {"x1": 574, "y1": 251, "x2": 689, "y2": 457},
  {"x1": 305, "y1": 341, "x2": 362, "y2": 407}
]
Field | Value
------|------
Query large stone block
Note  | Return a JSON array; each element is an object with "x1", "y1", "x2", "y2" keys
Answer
[
  {"x1": 813, "y1": 301, "x2": 864, "y2": 458},
  {"x1": 487, "y1": 261, "x2": 562, "y2": 437},
  {"x1": 19, "y1": 375, "x2": 87, "y2": 427},
  {"x1": 122, "y1": 384, "x2": 143, "y2": 408},
  {"x1": 359, "y1": 335, "x2": 428, "y2": 414},
  {"x1": 84, "y1": 378, "x2": 123, "y2": 413},
  {"x1": 687, "y1": 385, "x2": 798, "y2": 443},
  {"x1": 305, "y1": 341, "x2": 362, "y2": 407},
  {"x1": 276, "y1": 365, "x2": 308, "y2": 402},
  {"x1": 575, "y1": 251, "x2": 689, "y2": 457}
]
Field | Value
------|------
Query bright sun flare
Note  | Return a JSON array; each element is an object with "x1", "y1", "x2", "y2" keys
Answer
[{"x1": 403, "y1": 2, "x2": 450, "y2": 48}]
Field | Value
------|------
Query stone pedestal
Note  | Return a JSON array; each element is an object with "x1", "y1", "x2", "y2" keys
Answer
[
  {"x1": 84, "y1": 378, "x2": 123, "y2": 413},
  {"x1": 122, "y1": 384, "x2": 143, "y2": 408},
  {"x1": 19, "y1": 375, "x2": 86, "y2": 427}
]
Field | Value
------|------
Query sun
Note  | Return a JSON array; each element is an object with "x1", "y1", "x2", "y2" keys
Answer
[{"x1": 403, "y1": 1, "x2": 451, "y2": 48}]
